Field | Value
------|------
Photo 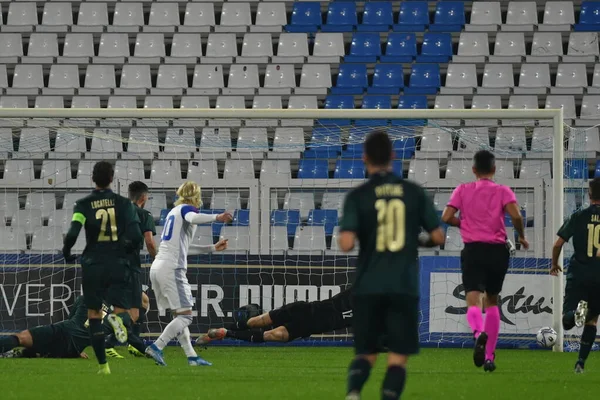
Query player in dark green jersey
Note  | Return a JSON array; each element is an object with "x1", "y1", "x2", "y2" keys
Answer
[
  {"x1": 338, "y1": 130, "x2": 445, "y2": 400},
  {"x1": 106, "y1": 181, "x2": 157, "y2": 359},
  {"x1": 551, "y1": 178, "x2": 600, "y2": 373},
  {"x1": 62, "y1": 161, "x2": 143, "y2": 374}
]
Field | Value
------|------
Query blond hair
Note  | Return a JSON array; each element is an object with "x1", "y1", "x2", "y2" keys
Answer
[{"x1": 175, "y1": 181, "x2": 202, "y2": 208}]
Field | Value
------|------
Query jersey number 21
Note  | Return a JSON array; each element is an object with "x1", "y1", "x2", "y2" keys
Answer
[
  {"x1": 375, "y1": 199, "x2": 405, "y2": 252},
  {"x1": 96, "y1": 208, "x2": 117, "y2": 242}
]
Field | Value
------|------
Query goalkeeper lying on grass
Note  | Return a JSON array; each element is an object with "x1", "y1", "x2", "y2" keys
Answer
[{"x1": 197, "y1": 288, "x2": 353, "y2": 344}]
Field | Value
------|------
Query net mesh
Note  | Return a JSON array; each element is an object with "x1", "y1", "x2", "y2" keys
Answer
[{"x1": 0, "y1": 111, "x2": 583, "y2": 349}]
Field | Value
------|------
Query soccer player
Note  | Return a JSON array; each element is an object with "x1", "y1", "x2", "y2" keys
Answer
[
  {"x1": 197, "y1": 288, "x2": 353, "y2": 344},
  {"x1": 338, "y1": 130, "x2": 445, "y2": 400},
  {"x1": 62, "y1": 161, "x2": 143, "y2": 374},
  {"x1": 442, "y1": 150, "x2": 528, "y2": 372},
  {"x1": 550, "y1": 178, "x2": 600, "y2": 373},
  {"x1": 145, "y1": 181, "x2": 232, "y2": 367},
  {"x1": 106, "y1": 181, "x2": 157, "y2": 359}
]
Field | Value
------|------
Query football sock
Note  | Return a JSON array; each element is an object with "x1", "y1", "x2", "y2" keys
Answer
[
  {"x1": 381, "y1": 366, "x2": 406, "y2": 400},
  {"x1": 563, "y1": 311, "x2": 576, "y2": 331},
  {"x1": 89, "y1": 318, "x2": 107, "y2": 365},
  {"x1": 177, "y1": 327, "x2": 197, "y2": 358},
  {"x1": 226, "y1": 329, "x2": 265, "y2": 343},
  {"x1": 0, "y1": 335, "x2": 19, "y2": 352},
  {"x1": 578, "y1": 325, "x2": 597, "y2": 364},
  {"x1": 105, "y1": 334, "x2": 118, "y2": 349},
  {"x1": 128, "y1": 332, "x2": 146, "y2": 354},
  {"x1": 132, "y1": 309, "x2": 147, "y2": 337},
  {"x1": 155, "y1": 315, "x2": 192, "y2": 351},
  {"x1": 484, "y1": 306, "x2": 500, "y2": 361},
  {"x1": 117, "y1": 312, "x2": 132, "y2": 329},
  {"x1": 347, "y1": 358, "x2": 372, "y2": 396},
  {"x1": 466, "y1": 306, "x2": 484, "y2": 338}
]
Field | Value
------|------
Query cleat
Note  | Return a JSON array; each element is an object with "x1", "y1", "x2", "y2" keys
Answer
[
  {"x1": 195, "y1": 328, "x2": 227, "y2": 346},
  {"x1": 106, "y1": 314, "x2": 128, "y2": 344},
  {"x1": 105, "y1": 348, "x2": 124, "y2": 359},
  {"x1": 345, "y1": 392, "x2": 360, "y2": 400},
  {"x1": 575, "y1": 361, "x2": 585, "y2": 374},
  {"x1": 128, "y1": 344, "x2": 145, "y2": 358},
  {"x1": 483, "y1": 359, "x2": 496, "y2": 373},
  {"x1": 473, "y1": 332, "x2": 488, "y2": 368},
  {"x1": 575, "y1": 301, "x2": 588, "y2": 328},
  {"x1": 145, "y1": 344, "x2": 167, "y2": 366},
  {"x1": 0, "y1": 349, "x2": 22, "y2": 358},
  {"x1": 97, "y1": 363, "x2": 111, "y2": 375},
  {"x1": 188, "y1": 356, "x2": 212, "y2": 366}
]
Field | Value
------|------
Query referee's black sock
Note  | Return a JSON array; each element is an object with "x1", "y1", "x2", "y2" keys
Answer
[
  {"x1": 563, "y1": 311, "x2": 576, "y2": 331},
  {"x1": 0, "y1": 335, "x2": 19, "y2": 353},
  {"x1": 226, "y1": 329, "x2": 265, "y2": 343},
  {"x1": 578, "y1": 325, "x2": 597, "y2": 364},
  {"x1": 381, "y1": 366, "x2": 407, "y2": 400},
  {"x1": 347, "y1": 358, "x2": 372, "y2": 396},
  {"x1": 89, "y1": 318, "x2": 107, "y2": 365}
]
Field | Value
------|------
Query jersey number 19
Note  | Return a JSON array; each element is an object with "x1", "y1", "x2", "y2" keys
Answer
[
  {"x1": 375, "y1": 199, "x2": 405, "y2": 252},
  {"x1": 587, "y1": 223, "x2": 600, "y2": 257},
  {"x1": 96, "y1": 208, "x2": 117, "y2": 242}
]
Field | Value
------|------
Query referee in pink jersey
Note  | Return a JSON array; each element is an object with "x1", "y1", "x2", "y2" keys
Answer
[{"x1": 442, "y1": 150, "x2": 529, "y2": 373}]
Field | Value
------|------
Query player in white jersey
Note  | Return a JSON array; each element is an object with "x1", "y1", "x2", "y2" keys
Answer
[{"x1": 145, "y1": 181, "x2": 232, "y2": 367}]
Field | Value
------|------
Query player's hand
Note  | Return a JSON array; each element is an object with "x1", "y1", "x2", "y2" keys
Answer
[
  {"x1": 518, "y1": 236, "x2": 529, "y2": 250},
  {"x1": 214, "y1": 239, "x2": 228, "y2": 251},
  {"x1": 80, "y1": 352, "x2": 89, "y2": 359},
  {"x1": 61, "y1": 248, "x2": 77, "y2": 263},
  {"x1": 216, "y1": 212, "x2": 233, "y2": 223},
  {"x1": 550, "y1": 263, "x2": 563, "y2": 276}
]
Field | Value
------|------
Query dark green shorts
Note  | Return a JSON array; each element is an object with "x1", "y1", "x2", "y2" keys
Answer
[
  {"x1": 29, "y1": 324, "x2": 72, "y2": 358},
  {"x1": 81, "y1": 257, "x2": 131, "y2": 310},
  {"x1": 564, "y1": 278, "x2": 600, "y2": 322},
  {"x1": 130, "y1": 270, "x2": 142, "y2": 309},
  {"x1": 353, "y1": 294, "x2": 419, "y2": 356}
]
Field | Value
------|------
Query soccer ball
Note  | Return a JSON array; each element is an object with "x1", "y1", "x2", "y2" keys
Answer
[{"x1": 536, "y1": 327, "x2": 558, "y2": 348}]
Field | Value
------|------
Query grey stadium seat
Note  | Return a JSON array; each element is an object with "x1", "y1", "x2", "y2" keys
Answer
[
  {"x1": 579, "y1": 96, "x2": 600, "y2": 126},
  {"x1": 220, "y1": 226, "x2": 251, "y2": 255},
  {"x1": 296, "y1": 64, "x2": 332, "y2": 95},
  {"x1": 73, "y1": 162, "x2": 94, "y2": 186},
  {"x1": 81, "y1": 65, "x2": 115, "y2": 95},
  {"x1": 161, "y1": 128, "x2": 196, "y2": 159},
  {"x1": 489, "y1": 32, "x2": 525, "y2": 63},
  {"x1": 564, "y1": 33, "x2": 599, "y2": 63},
  {"x1": 146, "y1": 3, "x2": 180, "y2": 33},
  {"x1": 236, "y1": 128, "x2": 268, "y2": 158},
  {"x1": 14, "y1": 128, "x2": 50, "y2": 159},
  {"x1": 72, "y1": 96, "x2": 101, "y2": 109},
  {"x1": 223, "y1": 64, "x2": 259, "y2": 95},
  {"x1": 41, "y1": 160, "x2": 71, "y2": 188},
  {"x1": 167, "y1": 34, "x2": 202, "y2": 64},
  {"x1": 408, "y1": 160, "x2": 439, "y2": 183},
  {"x1": 5, "y1": 3, "x2": 38, "y2": 32},
  {"x1": 519, "y1": 160, "x2": 551, "y2": 180},
  {"x1": 310, "y1": 33, "x2": 345, "y2": 63},
  {"x1": 433, "y1": 96, "x2": 465, "y2": 126},
  {"x1": 35, "y1": 96, "x2": 63, "y2": 108},
  {"x1": 504, "y1": 1, "x2": 537, "y2": 32},
  {"x1": 115, "y1": 65, "x2": 151, "y2": 96},
  {"x1": 252, "y1": 2, "x2": 287, "y2": 33},
  {"x1": 190, "y1": 65, "x2": 224, "y2": 95},
  {"x1": 31, "y1": 227, "x2": 63, "y2": 252},
  {"x1": 271, "y1": 226, "x2": 289, "y2": 255},
  {"x1": 545, "y1": 95, "x2": 576, "y2": 123},
  {"x1": 568, "y1": 126, "x2": 600, "y2": 154},
  {"x1": 181, "y1": 3, "x2": 214, "y2": 33},
  {"x1": 188, "y1": 160, "x2": 219, "y2": 180},
  {"x1": 419, "y1": 127, "x2": 453, "y2": 154},
  {"x1": 528, "y1": 32, "x2": 563, "y2": 63},
  {"x1": 73, "y1": 3, "x2": 108, "y2": 33},
  {"x1": 445, "y1": 160, "x2": 472, "y2": 184},
  {"x1": 150, "y1": 160, "x2": 183, "y2": 188},
  {"x1": 52, "y1": 129, "x2": 87, "y2": 160},
  {"x1": 283, "y1": 193, "x2": 315, "y2": 219},
  {"x1": 273, "y1": 33, "x2": 309, "y2": 64},
  {"x1": 3, "y1": 160, "x2": 34, "y2": 185},
  {"x1": 589, "y1": 64, "x2": 600, "y2": 94},
  {"x1": 552, "y1": 64, "x2": 587, "y2": 95},
  {"x1": 253, "y1": 95, "x2": 282, "y2": 109},
  {"x1": 215, "y1": 96, "x2": 245, "y2": 109},
  {"x1": 211, "y1": 192, "x2": 241, "y2": 210},
  {"x1": 25, "y1": 192, "x2": 56, "y2": 219},
  {"x1": 466, "y1": 95, "x2": 501, "y2": 126},
  {"x1": 260, "y1": 64, "x2": 296, "y2": 95},
  {"x1": 505, "y1": 95, "x2": 539, "y2": 126},
  {"x1": 12, "y1": 209, "x2": 43, "y2": 234},
  {"x1": 290, "y1": 226, "x2": 326, "y2": 255},
  {"x1": 515, "y1": 64, "x2": 550, "y2": 95},
  {"x1": 455, "y1": 127, "x2": 490, "y2": 156},
  {"x1": 146, "y1": 193, "x2": 167, "y2": 220},
  {"x1": 478, "y1": 64, "x2": 514, "y2": 95},
  {"x1": 454, "y1": 32, "x2": 489, "y2": 63},
  {"x1": 239, "y1": 33, "x2": 273, "y2": 64},
  {"x1": 216, "y1": 2, "x2": 251, "y2": 33},
  {"x1": 96, "y1": 33, "x2": 130, "y2": 64},
  {"x1": 131, "y1": 34, "x2": 166, "y2": 64},
  {"x1": 0, "y1": 228, "x2": 26, "y2": 253},
  {"x1": 495, "y1": 127, "x2": 527, "y2": 154},
  {"x1": 224, "y1": 159, "x2": 255, "y2": 180},
  {"x1": 539, "y1": 1, "x2": 574, "y2": 32},
  {"x1": 205, "y1": 34, "x2": 238, "y2": 64},
  {"x1": 123, "y1": 128, "x2": 159, "y2": 159},
  {"x1": 261, "y1": 159, "x2": 291, "y2": 179},
  {"x1": 40, "y1": 3, "x2": 73, "y2": 33},
  {"x1": 8, "y1": 64, "x2": 44, "y2": 95},
  {"x1": 154, "y1": 65, "x2": 188, "y2": 95},
  {"x1": 441, "y1": 63, "x2": 477, "y2": 95},
  {"x1": 48, "y1": 209, "x2": 70, "y2": 233},
  {"x1": 271, "y1": 127, "x2": 304, "y2": 158},
  {"x1": 0, "y1": 193, "x2": 20, "y2": 218},
  {"x1": 44, "y1": 64, "x2": 79, "y2": 95},
  {"x1": 23, "y1": 33, "x2": 58, "y2": 64},
  {"x1": 61, "y1": 34, "x2": 94, "y2": 64},
  {"x1": 88, "y1": 129, "x2": 122, "y2": 160},
  {"x1": 466, "y1": 2, "x2": 501, "y2": 31},
  {"x1": 200, "y1": 127, "x2": 232, "y2": 159},
  {"x1": 109, "y1": 3, "x2": 144, "y2": 33},
  {"x1": 0, "y1": 34, "x2": 24, "y2": 64},
  {"x1": 114, "y1": 160, "x2": 145, "y2": 184}
]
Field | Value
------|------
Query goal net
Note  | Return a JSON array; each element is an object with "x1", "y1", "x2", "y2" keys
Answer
[{"x1": 0, "y1": 108, "x2": 570, "y2": 350}]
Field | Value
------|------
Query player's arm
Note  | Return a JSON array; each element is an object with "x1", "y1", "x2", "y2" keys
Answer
[
  {"x1": 419, "y1": 187, "x2": 445, "y2": 247},
  {"x1": 144, "y1": 213, "x2": 158, "y2": 258},
  {"x1": 441, "y1": 185, "x2": 461, "y2": 227},
  {"x1": 550, "y1": 214, "x2": 576, "y2": 275},
  {"x1": 188, "y1": 239, "x2": 228, "y2": 254},
  {"x1": 62, "y1": 203, "x2": 84, "y2": 260},
  {"x1": 124, "y1": 204, "x2": 143, "y2": 251},
  {"x1": 338, "y1": 193, "x2": 359, "y2": 252},
  {"x1": 182, "y1": 205, "x2": 233, "y2": 225}
]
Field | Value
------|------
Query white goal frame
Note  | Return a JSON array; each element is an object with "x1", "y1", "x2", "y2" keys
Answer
[{"x1": 0, "y1": 107, "x2": 565, "y2": 351}]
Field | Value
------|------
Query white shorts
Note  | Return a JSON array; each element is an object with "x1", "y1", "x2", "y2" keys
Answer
[{"x1": 150, "y1": 261, "x2": 194, "y2": 313}]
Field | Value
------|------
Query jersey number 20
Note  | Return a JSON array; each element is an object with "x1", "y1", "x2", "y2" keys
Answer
[
  {"x1": 96, "y1": 208, "x2": 117, "y2": 242},
  {"x1": 375, "y1": 199, "x2": 405, "y2": 252},
  {"x1": 587, "y1": 223, "x2": 600, "y2": 257}
]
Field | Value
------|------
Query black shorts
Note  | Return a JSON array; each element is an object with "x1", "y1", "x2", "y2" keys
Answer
[
  {"x1": 564, "y1": 278, "x2": 600, "y2": 322},
  {"x1": 81, "y1": 257, "x2": 131, "y2": 310},
  {"x1": 129, "y1": 270, "x2": 142, "y2": 309},
  {"x1": 353, "y1": 294, "x2": 419, "y2": 356},
  {"x1": 29, "y1": 324, "x2": 73, "y2": 358},
  {"x1": 461, "y1": 242, "x2": 510, "y2": 295}
]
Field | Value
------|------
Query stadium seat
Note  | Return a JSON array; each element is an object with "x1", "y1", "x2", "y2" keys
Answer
[
  {"x1": 181, "y1": 3, "x2": 214, "y2": 33},
  {"x1": 405, "y1": 64, "x2": 440, "y2": 95},
  {"x1": 236, "y1": 128, "x2": 268, "y2": 158},
  {"x1": 110, "y1": 3, "x2": 143, "y2": 33},
  {"x1": 479, "y1": 64, "x2": 514, "y2": 95},
  {"x1": 8, "y1": 64, "x2": 43, "y2": 95},
  {"x1": 565, "y1": 160, "x2": 589, "y2": 179},
  {"x1": 287, "y1": 96, "x2": 317, "y2": 111},
  {"x1": 445, "y1": 160, "x2": 472, "y2": 183},
  {"x1": 124, "y1": 128, "x2": 159, "y2": 159},
  {"x1": 74, "y1": 3, "x2": 108, "y2": 33},
  {"x1": 430, "y1": 1, "x2": 465, "y2": 32},
  {"x1": 48, "y1": 209, "x2": 70, "y2": 233},
  {"x1": 274, "y1": 33, "x2": 308, "y2": 64},
  {"x1": 218, "y1": 2, "x2": 251, "y2": 33},
  {"x1": 41, "y1": 160, "x2": 71, "y2": 188},
  {"x1": 151, "y1": 160, "x2": 183, "y2": 187},
  {"x1": 297, "y1": 64, "x2": 332, "y2": 95},
  {"x1": 334, "y1": 159, "x2": 365, "y2": 179},
  {"x1": 528, "y1": 32, "x2": 563, "y2": 63},
  {"x1": 40, "y1": 2, "x2": 72, "y2": 32},
  {"x1": 52, "y1": 129, "x2": 87, "y2": 160},
  {"x1": 240, "y1": 34, "x2": 273, "y2": 64},
  {"x1": 495, "y1": 128, "x2": 527, "y2": 153},
  {"x1": 188, "y1": 160, "x2": 219, "y2": 180},
  {"x1": 359, "y1": 2, "x2": 393, "y2": 32},
  {"x1": 253, "y1": 2, "x2": 287, "y2": 33},
  {"x1": 291, "y1": 226, "x2": 326, "y2": 255},
  {"x1": 564, "y1": 32, "x2": 599, "y2": 62},
  {"x1": 307, "y1": 210, "x2": 338, "y2": 236},
  {"x1": 114, "y1": 161, "x2": 145, "y2": 189},
  {"x1": 444, "y1": 227, "x2": 464, "y2": 252},
  {"x1": 331, "y1": 64, "x2": 367, "y2": 95},
  {"x1": 233, "y1": 210, "x2": 250, "y2": 227},
  {"x1": 180, "y1": 96, "x2": 210, "y2": 109},
  {"x1": 200, "y1": 128, "x2": 232, "y2": 159},
  {"x1": 433, "y1": 192, "x2": 452, "y2": 210},
  {"x1": 515, "y1": 64, "x2": 551, "y2": 95},
  {"x1": 328, "y1": 226, "x2": 359, "y2": 256},
  {"x1": 357, "y1": 95, "x2": 391, "y2": 127},
  {"x1": 568, "y1": 127, "x2": 600, "y2": 153},
  {"x1": 393, "y1": 95, "x2": 427, "y2": 128},
  {"x1": 505, "y1": 1, "x2": 538, "y2": 31},
  {"x1": 456, "y1": 127, "x2": 490, "y2": 155},
  {"x1": 305, "y1": 127, "x2": 342, "y2": 158},
  {"x1": 380, "y1": 33, "x2": 416, "y2": 63},
  {"x1": 224, "y1": 159, "x2": 255, "y2": 180},
  {"x1": 540, "y1": 1, "x2": 574, "y2": 31},
  {"x1": 490, "y1": 32, "x2": 526, "y2": 63},
  {"x1": 418, "y1": 33, "x2": 453, "y2": 63},
  {"x1": 224, "y1": 64, "x2": 260, "y2": 95},
  {"x1": 368, "y1": 64, "x2": 403, "y2": 95},
  {"x1": 408, "y1": 159, "x2": 439, "y2": 182},
  {"x1": 343, "y1": 127, "x2": 366, "y2": 158},
  {"x1": 545, "y1": 95, "x2": 577, "y2": 123},
  {"x1": 530, "y1": 127, "x2": 554, "y2": 153},
  {"x1": 154, "y1": 65, "x2": 188, "y2": 95},
  {"x1": 519, "y1": 160, "x2": 552, "y2": 180},
  {"x1": 286, "y1": 2, "x2": 321, "y2": 33},
  {"x1": 145, "y1": 193, "x2": 167, "y2": 220},
  {"x1": 147, "y1": 3, "x2": 180, "y2": 33},
  {"x1": 61, "y1": 33, "x2": 94, "y2": 64},
  {"x1": 345, "y1": 33, "x2": 381, "y2": 63},
  {"x1": 322, "y1": 2, "x2": 357, "y2": 32},
  {"x1": 467, "y1": 1, "x2": 501, "y2": 31},
  {"x1": 97, "y1": 33, "x2": 130, "y2": 63},
  {"x1": 576, "y1": 1, "x2": 600, "y2": 31},
  {"x1": 0, "y1": 193, "x2": 19, "y2": 218},
  {"x1": 190, "y1": 65, "x2": 224, "y2": 96},
  {"x1": 23, "y1": 33, "x2": 58, "y2": 64},
  {"x1": 395, "y1": 1, "x2": 429, "y2": 32},
  {"x1": 168, "y1": 34, "x2": 202, "y2": 64},
  {"x1": 12, "y1": 209, "x2": 42, "y2": 234},
  {"x1": 5, "y1": 3, "x2": 38, "y2": 32},
  {"x1": 552, "y1": 64, "x2": 587, "y2": 95},
  {"x1": 162, "y1": 128, "x2": 196, "y2": 159},
  {"x1": 454, "y1": 32, "x2": 489, "y2": 63},
  {"x1": 215, "y1": 96, "x2": 243, "y2": 111},
  {"x1": 87, "y1": 129, "x2": 122, "y2": 160},
  {"x1": 0, "y1": 228, "x2": 26, "y2": 253},
  {"x1": 298, "y1": 159, "x2": 329, "y2": 179},
  {"x1": 44, "y1": 65, "x2": 79, "y2": 96},
  {"x1": 115, "y1": 65, "x2": 151, "y2": 96},
  {"x1": 580, "y1": 95, "x2": 600, "y2": 124},
  {"x1": 80, "y1": 65, "x2": 115, "y2": 96},
  {"x1": 130, "y1": 34, "x2": 165, "y2": 64},
  {"x1": 0, "y1": 34, "x2": 23, "y2": 63},
  {"x1": 270, "y1": 226, "x2": 289, "y2": 254},
  {"x1": 220, "y1": 226, "x2": 250, "y2": 254},
  {"x1": 442, "y1": 64, "x2": 477, "y2": 95},
  {"x1": 283, "y1": 193, "x2": 315, "y2": 220},
  {"x1": 206, "y1": 34, "x2": 239, "y2": 63},
  {"x1": 25, "y1": 193, "x2": 56, "y2": 219},
  {"x1": 271, "y1": 209, "x2": 301, "y2": 237},
  {"x1": 596, "y1": 161, "x2": 600, "y2": 178},
  {"x1": 261, "y1": 160, "x2": 292, "y2": 179},
  {"x1": 35, "y1": 96, "x2": 63, "y2": 109},
  {"x1": 15, "y1": 128, "x2": 50, "y2": 159},
  {"x1": 211, "y1": 192, "x2": 241, "y2": 211},
  {"x1": 261, "y1": 64, "x2": 296, "y2": 95},
  {"x1": 505, "y1": 95, "x2": 539, "y2": 126},
  {"x1": 310, "y1": 33, "x2": 345, "y2": 63},
  {"x1": 434, "y1": 95, "x2": 465, "y2": 126},
  {"x1": 272, "y1": 128, "x2": 304, "y2": 158},
  {"x1": 420, "y1": 127, "x2": 453, "y2": 155},
  {"x1": 63, "y1": 191, "x2": 87, "y2": 210}
]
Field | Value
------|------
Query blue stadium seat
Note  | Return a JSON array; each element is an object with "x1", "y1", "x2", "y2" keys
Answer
[
  {"x1": 565, "y1": 160, "x2": 589, "y2": 180},
  {"x1": 575, "y1": 1, "x2": 600, "y2": 31},
  {"x1": 368, "y1": 64, "x2": 404, "y2": 94},
  {"x1": 596, "y1": 160, "x2": 600, "y2": 178},
  {"x1": 159, "y1": 209, "x2": 169, "y2": 226},
  {"x1": 298, "y1": 159, "x2": 329, "y2": 179},
  {"x1": 343, "y1": 127, "x2": 365, "y2": 158},
  {"x1": 392, "y1": 160, "x2": 404, "y2": 176},
  {"x1": 304, "y1": 127, "x2": 342, "y2": 159},
  {"x1": 358, "y1": 2, "x2": 393, "y2": 32},
  {"x1": 345, "y1": 33, "x2": 381, "y2": 63},
  {"x1": 381, "y1": 33, "x2": 416, "y2": 63},
  {"x1": 394, "y1": 95, "x2": 428, "y2": 127},
  {"x1": 394, "y1": 1, "x2": 429, "y2": 32},
  {"x1": 356, "y1": 95, "x2": 391, "y2": 127},
  {"x1": 322, "y1": 95, "x2": 354, "y2": 126},
  {"x1": 430, "y1": 1, "x2": 465, "y2": 32},
  {"x1": 307, "y1": 209, "x2": 338, "y2": 236},
  {"x1": 335, "y1": 159, "x2": 366, "y2": 179},
  {"x1": 271, "y1": 209, "x2": 300, "y2": 237},
  {"x1": 331, "y1": 64, "x2": 368, "y2": 95},
  {"x1": 286, "y1": 2, "x2": 322, "y2": 33},
  {"x1": 392, "y1": 135, "x2": 417, "y2": 159},
  {"x1": 233, "y1": 209, "x2": 250, "y2": 226},
  {"x1": 322, "y1": 2, "x2": 357, "y2": 32},
  {"x1": 417, "y1": 33, "x2": 453, "y2": 63},
  {"x1": 405, "y1": 64, "x2": 440, "y2": 95},
  {"x1": 199, "y1": 209, "x2": 226, "y2": 236}
]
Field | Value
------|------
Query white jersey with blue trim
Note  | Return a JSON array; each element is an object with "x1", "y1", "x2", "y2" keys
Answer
[{"x1": 153, "y1": 204, "x2": 217, "y2": 270}]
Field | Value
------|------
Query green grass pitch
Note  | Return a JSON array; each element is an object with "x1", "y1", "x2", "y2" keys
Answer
[{"x1": 0, "y1": 347, "x2": 595, "y2": 400}]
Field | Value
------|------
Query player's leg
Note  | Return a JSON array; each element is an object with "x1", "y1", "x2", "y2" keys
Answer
[
  {"x1": 82, "y1": 261, "x2": 111, "y2": 374},
  {"x1": 105, "y1": 261, "x2": 134, "y2": 344},
  {"x1": 575, "y1": 316, "x2": 598, "y2": 373},
  {"x1": 129, "y1": 292, "x2": 150, "y2": 357},
  {"x1": 0, "y1": 330, "x2": 32, "y2": 353},
  {"x1": 461, "y1": 244, "x2": 486, "y2": 367},
  {"x1": 562, "y1": 279, "x2": 587, "y2": 331}
]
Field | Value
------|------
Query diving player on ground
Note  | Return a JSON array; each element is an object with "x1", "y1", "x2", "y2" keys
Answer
[
  {"x1": 338, "y1": 130, "x2": 446, "y2": 400},
  {"x1": 62, "y1": 161, "x2": 143, "y2": 374},
  {"x1": 550, "y1": 178, "x2": 600, "y2": 373},
  {"x1": 197, "y1": 288, "x2": 353, "y2": 344}
]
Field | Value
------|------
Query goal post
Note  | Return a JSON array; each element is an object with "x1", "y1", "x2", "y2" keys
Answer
[{"x1": 0, "y1": 107, "x2": 567, "y2": 350}]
